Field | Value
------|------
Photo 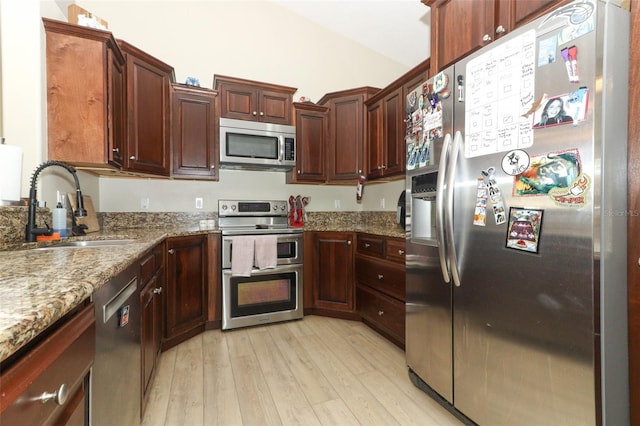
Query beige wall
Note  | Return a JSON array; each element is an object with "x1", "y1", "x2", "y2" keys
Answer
[{"x1": 1, "y1": 1, "x2": 421, "y2": 212}]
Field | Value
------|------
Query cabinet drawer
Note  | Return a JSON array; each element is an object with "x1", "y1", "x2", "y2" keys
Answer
[
  {"x1": 385, "y1": 238, "x2": 406, "y2": 264},
  {"x1": 357, "y1": 285, "x2": 405, "y2": 343},
  {"x1": 357, "y1": 235, "x2": 385, "y2": 257},
  {"x1": 0, "y1": 303, "x2": 95, "y2": 425},
  {"x1": 355, "y1": 256, "x2": 405, "y2": 301}
]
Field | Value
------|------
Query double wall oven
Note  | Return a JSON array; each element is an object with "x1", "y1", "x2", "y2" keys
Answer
[{"x1": 219, "y1": 200, "x2": 303, "y2": 330}]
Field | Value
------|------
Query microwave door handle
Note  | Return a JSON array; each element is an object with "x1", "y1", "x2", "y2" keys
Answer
[
  {"x1": 436, "y1": 133, "x2": 452, "y2": 284},
  {"x1": 279, "y1": 136, "x2": 284, "y2": 162}
]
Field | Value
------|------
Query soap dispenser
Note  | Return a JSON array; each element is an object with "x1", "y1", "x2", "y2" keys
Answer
[{"x1": 52, "y1": 191, "x2": 67, "y2": 238}]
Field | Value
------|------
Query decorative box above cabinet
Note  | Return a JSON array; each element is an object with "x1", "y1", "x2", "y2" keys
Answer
[
  {"x1": 118, "y1": 40, "x2": 174, "y2": 176},
  {"x1": 213, "y1": 75, "x2": 296, "y2": 125},
  {"x1": 171, "y1": 84, "x2": 219, "y2": 180},
  {"x1": 43, "y1": 18, "x2": 126, "y2": 171}
]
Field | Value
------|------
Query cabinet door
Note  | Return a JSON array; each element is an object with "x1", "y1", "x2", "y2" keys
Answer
[
  {"x1": 291, "y1": 103, "x2": 327, "y2": 183},
  {"x1": 141, "y1": 273, "x2": 161, "y2": 405},
  {"x1": 382, "y1": 88, "x2": 405, "y2": 177},
  {"x1": 366, "y1": 100, "x2": 384, "y2": 179},
  {"x1": 312, "y1": 232, "x2": 355, "y2": 312},
  {"x1": 165, "y1": 235, "x2": 207, "y2": 346},
  {"x1": 327, "y1": 95, "x2": 365, "y2": 181},
  {"x1": 497, "y1": 0, "x2": 565, "y2": 35},
  {"x1": 430, "y1": 0, "x2": 495, "y2": 72},
  {"x1": 108, "y1": 48, "x2": 126, "y2": 168},
  {"x1": 123, "y1": 50, "x2": 172, "y2": 175},
  {"x1": 218, "y1": 82, "x2": 259, "y2": 121},
  {"x1": 171, "y1": 85, "x2": 218, "y2": 180},
  {"x1": 260, "y1": 89, "x2": 293, "y2": 124}
]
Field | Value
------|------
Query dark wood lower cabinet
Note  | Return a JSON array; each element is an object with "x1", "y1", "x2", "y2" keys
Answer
[
  {"x1": 355, "y1": 233, "x2": 406, "y2": 348},
  {"x1": 0, "y1": 302, "x2": 95, "y2": 426},
  {"x1": 304, "y1": 231, "x2": 358, "y2": 320},
  {"x1": 164, "y1": 234, "x2": 208, "y2": 350}
]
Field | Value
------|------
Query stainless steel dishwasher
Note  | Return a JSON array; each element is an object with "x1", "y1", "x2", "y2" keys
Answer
[{"x1": 91, "y1": 264, "x2": 140, "y2": 426}]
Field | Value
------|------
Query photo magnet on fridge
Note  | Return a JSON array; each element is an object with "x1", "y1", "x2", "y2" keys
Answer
[{"x1": 505, "y1": 207, "x2": 544, "y2": 254}]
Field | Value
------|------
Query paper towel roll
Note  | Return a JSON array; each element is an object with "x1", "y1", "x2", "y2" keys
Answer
[{"x1": 0, "y1": 143, "x2": 23, "y2": 201}]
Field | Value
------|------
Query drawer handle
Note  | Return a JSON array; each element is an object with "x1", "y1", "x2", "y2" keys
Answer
[
  {"x1": 38, "y1": 383, "x2": 69, "y2": 406},
  {"x1": 378, "y1": 310, "x2": 384, "y2": 316},
  {"x1": 364, "y1": 243, "x2": 370, "y2": 248},
  {"x1": 378, "y1": 274, "x2": 384, "y2": 280},
  {"x1": 153, "y1": 287, "x2": 163, "y2": 295},
  {"x1": 398, "y1": 249, "x2": 405, "y2": 255},
  {"x1": 168, "y1": 248, "x2": 175, "y2": 255}
]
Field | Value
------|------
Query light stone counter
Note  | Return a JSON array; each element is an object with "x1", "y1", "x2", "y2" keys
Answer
[{"x1": 0, "y1": 227, "x2": 218, "y2": 363}]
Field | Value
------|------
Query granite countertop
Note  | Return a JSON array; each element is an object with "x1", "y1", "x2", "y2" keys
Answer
[
  {"x1": 0, "y1": 226, "x2": 218, "y2": 364},
  {"x1": 0, "y1": 213, "x2": 403, "y2": 364}
]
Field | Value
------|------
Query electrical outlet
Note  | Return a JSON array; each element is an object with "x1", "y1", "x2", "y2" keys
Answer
[
  {"x1": 140, "y1": 197, "x2": 149, "y2": 210},
  {"x1": 334, "y1": 199, "x2": 341, "y2": 209},
  {"x1": 379, "y1": 198, "x2": 386, "y2": 209},
  {"x1": 195, "y1": 197, "x2": 203, "y2": 209}
]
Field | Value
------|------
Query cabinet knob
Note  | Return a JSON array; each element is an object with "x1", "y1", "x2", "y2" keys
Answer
[
  {"x1": 253, "y1": 111, "x2": 258, "y2": 116},
  {"x1": 112, "y1": 148, "x2": 120, "y2": 153},
  {"x1": 153, "y1": 287, "x2": 163, "y2": 294},
  {"x1": 297, "y1": 170, "x2": 301, "y2": 174},
  {"x1": 378, "y1": 274, "x2": 384, "y2": 280},
  {"x1": 129, "y1": 155, "x2": 136, "y2": 160},
  {"x1": 496, "y1": 25, "x2": 505, "y2": 34},
  {"x1": 482, "y1": 34, "x2": 492, "y2": 42},
  {"x1": 378, "y1": 310, "x2": 385, "y2": 316},
  {"x1": 168, "y1": 248, "x2": 175, "y2": 255},
  {"x1": 398, "y1": 249, "x2": 405, "y2": 255},
  {"x1": 364, "y1": 243, "x2": 370, "y2": 248},
  {"x1": 37, "y1": 384, "x2": 68, "y2": 406},
  {"x1": 211, "y1": 165, "x2": 215, "y2": 169},
  {"x1": 259, "y1": 112, "x2": 264, "y2": 116},
  {"x1": 347, "y1": 240, "x2": 351, "y2": 245}
]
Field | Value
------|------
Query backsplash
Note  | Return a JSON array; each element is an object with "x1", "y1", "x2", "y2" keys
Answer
[
  {"x1": 0, "y1": 206, "x2": 50, "y2": 249},
  {"x1": 1, "y1": 207, "x2": 399, "y2": 249}
]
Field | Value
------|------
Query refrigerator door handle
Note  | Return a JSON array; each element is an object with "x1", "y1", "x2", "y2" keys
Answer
[
  {"x1": 436, "y1": 133, "x2": 452, "y2": 284},
  {"x1": 445, "y1": 130, "x2": 462, "y2": 287}
]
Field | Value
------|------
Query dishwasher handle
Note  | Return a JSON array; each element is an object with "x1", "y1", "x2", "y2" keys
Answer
[{"x1": 103, "y1": 277, "x2": 138, "y2": 324}]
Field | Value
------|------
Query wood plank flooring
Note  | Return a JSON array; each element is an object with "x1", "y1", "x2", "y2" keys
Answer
[{"x1": 142, "y1": 315, "x2": 463, "y2": 426}]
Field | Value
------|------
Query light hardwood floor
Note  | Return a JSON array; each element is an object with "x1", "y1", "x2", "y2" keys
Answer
[{"x1": 142, "y1": 315, "x2": 463, "y2": 426}]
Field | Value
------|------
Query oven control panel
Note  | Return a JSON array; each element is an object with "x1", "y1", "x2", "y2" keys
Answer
[{"x1": 218, "y1": 200, "x2": 288, "y2": 217}]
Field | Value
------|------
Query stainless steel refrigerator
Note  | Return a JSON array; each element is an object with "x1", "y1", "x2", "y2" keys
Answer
[{"x1": 405, "y1": 1, "x2": 629, "y2": 424}]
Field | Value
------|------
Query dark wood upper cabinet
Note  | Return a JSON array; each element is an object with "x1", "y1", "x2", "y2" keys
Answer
[
  {"x1": 319, "y1": 87, "x2": 380, "y2": 183},
  {"x1": 43, "y1": 18, "x2": 126, "y2": 171},
  {"x1": 171, "y1": 84, "x2": 219, "y2": 180},
  {"x1": 425, "y1": 0, "x2": 567, "y2": 73},
  {"x1": 213, "y1": 75, "x2": 296, "y2": 125},
  {"x1": 118, "y1": 40, "x2": 174, "y2": 176},
  {"x1": 365, "y1": 59, "x2": 429, "y2": 181},
  {"x1": 288, "y1": 102, "x2": 328, "y2": 183}
]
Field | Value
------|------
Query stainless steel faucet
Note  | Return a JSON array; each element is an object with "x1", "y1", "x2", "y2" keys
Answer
[{"x1": 25, "y1": 160, "x2": 87, "y2": 242}]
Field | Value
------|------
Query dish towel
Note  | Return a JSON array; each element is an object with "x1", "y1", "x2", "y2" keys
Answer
[
  {"x1": 231, "y1": 236, "x2": 255, "y2": 276},
  {"x1": 254, "y1": 235, "x2": 277, "y2": 270}
]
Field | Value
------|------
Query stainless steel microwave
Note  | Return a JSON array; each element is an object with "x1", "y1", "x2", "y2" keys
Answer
[{"x1": 219, "y1": 117, "x2": 296, "y2": 170}]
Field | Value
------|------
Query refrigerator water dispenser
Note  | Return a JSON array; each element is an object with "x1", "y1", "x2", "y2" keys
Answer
[{"x1": 411, "y1": 171, "x2": 438, "y2": 240}]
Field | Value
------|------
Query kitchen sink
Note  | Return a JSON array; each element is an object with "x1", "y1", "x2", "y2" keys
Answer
[{"x1": 32, "y1": 239, "x2": 135, "y2": 250}]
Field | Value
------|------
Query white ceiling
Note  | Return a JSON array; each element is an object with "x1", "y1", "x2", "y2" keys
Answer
[{"x1": 272, "y1": 0, "x2": 431, "y2": 68}]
